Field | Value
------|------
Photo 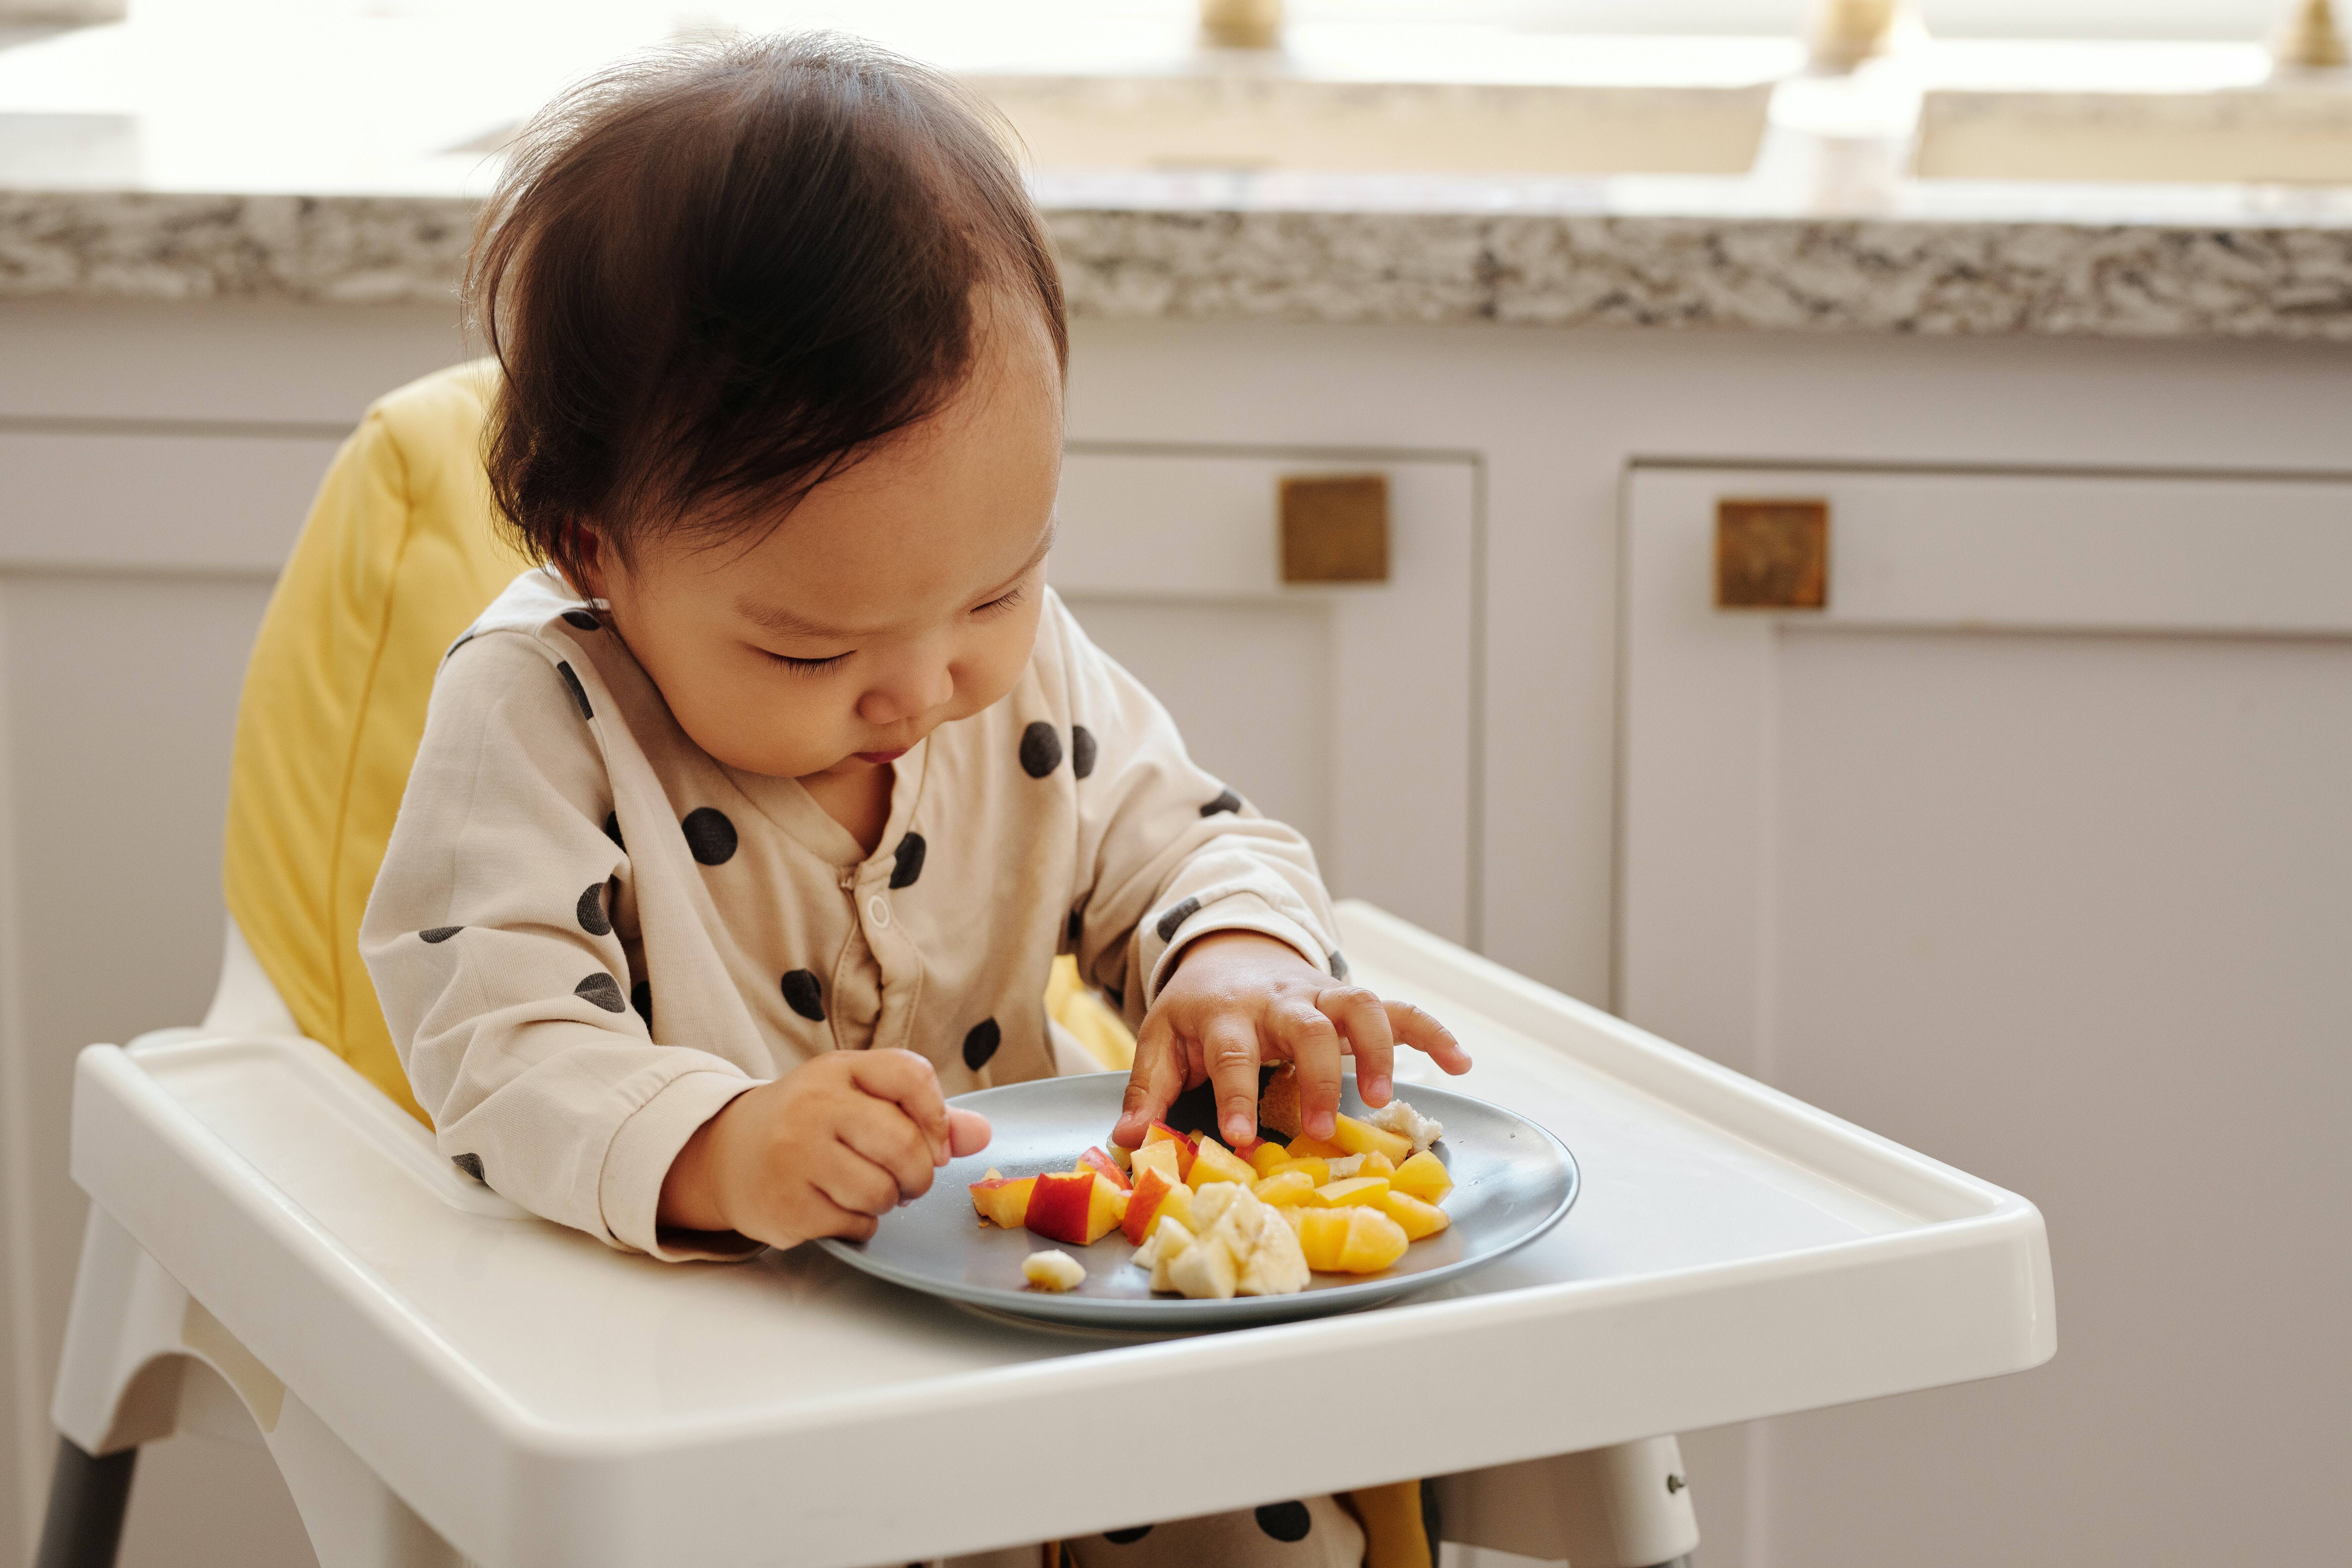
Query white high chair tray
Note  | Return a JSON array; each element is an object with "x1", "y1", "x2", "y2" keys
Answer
[{"x1": 71, "y1": 902, "x2": 2053, "y2": 1568}]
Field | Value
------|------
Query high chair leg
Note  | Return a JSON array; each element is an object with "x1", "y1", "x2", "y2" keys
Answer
[
  {"x1": 33, "y1": 1438, "x2": 137, "y2": 1568},
  {"x1": 1434, "y1": 1436, "x2": 1699, "y2": 1568}
]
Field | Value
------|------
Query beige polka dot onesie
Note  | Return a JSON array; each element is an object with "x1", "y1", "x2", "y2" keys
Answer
[{"x1": 360, "y1": 567, "x2": 1345, "y2": 1263}]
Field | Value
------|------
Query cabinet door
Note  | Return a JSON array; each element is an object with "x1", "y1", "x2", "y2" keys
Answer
[
  {"x1": 1621, "y1": 465, "x2": 2352, "y2": 1568},
  {"x1": 1052, "y1": 445, "x2": 1478, "y2": 945}
]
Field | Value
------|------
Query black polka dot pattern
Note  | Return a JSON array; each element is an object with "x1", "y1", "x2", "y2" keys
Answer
[
  {"x1": 1019, "y1": 721, "x2": 1062, "y2": 778},
  {"x1": 631, "y1": 980, "x2": 652, "y2": 1027},
  {"x1": 1328, "y1": 949, "x2": 1349, "y2": 981},
  {"x1": 1071, "y1": 724, "x2": 1098, "y2": 779},
  {"x1": 890, "y1": 832, "x2": 927, "y2": 889},
  {"x1": 1255, "y1": 1502, "x2": 1311, "y2": 1543},
  {"x1": 561, "y1": 609, "x2": 601, "y2": 631},
  {"x1": 556, "y1": 660, "x2": 595, "y2": 721},
  {"x1": 1103, "y1": 1526, "x2": 1152, "y2": 1544},
  {"x1": 682, "y1": 807, "x2": 737, "y2": 865},
  {"x1": 451, "y1": 1152, "x2": 485, "y2": 1183},
  {"x1": 1201, "y1": 788, "x2": 1243, "y2": 817},
  {"x1": 781, "y1": 969, "x2": 826, "y2": 1021},
  {"x1": 420, "y1": 926, "x2": 462, "y2": 944},
  {"x1": 1154, "y1": 896, "x2": 1202, "y2": 944},
  {"x1": 575, "y1": 972, "x2": 626, "y2": 1012},
  {"x1": 577, "y1": 882, "x2": 612, "y2": 936},
  {"x1": 963, "y1": 1017, "x2": 1001, "y2": 1070},
  {"x1": 603, "y1": 812, "x2": 625, "y2": 851}
]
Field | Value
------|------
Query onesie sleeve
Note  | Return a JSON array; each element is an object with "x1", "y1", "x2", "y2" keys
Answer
[
  {"x1": 1046, "y1": 596, "x2": 1344, "y2": 1023},
  {"x1": 359, "y1": 634, "x2": 761, "y2": 1262}
]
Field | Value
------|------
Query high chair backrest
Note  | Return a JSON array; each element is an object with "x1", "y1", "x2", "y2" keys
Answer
[
  {"x1": 224, "y1": 361, "x2": 526, "y2": 1121},
  {"x1": 225, "y1": 362, "x2": 1136, "y2": 1125}
]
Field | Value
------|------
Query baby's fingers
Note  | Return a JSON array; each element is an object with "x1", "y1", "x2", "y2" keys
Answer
[
  {"x1": 1387, "y1": 999, "x2": 1471, "y2": 1075},
  {"x1": 946, "y1": 1107, "x2": 992, "y2": 1158},
  {"x1": 1201, "y1": 1013, "x2": 1261, "y2": 1148},
  {"x1": 1318, "y1": 986, "x2": 1398, "y2": 1106},
  {"x1": 849, "y1": 1049, "x2": 952, "y2": 1160},
  {"x1": 1114, "y1": 1014, "x2": 1188, "y2": 1148},
  {"x1": 835, "y1": 1098, "x2": 937, "y2": 1203},
  {"x1": 1270, "y1": 1001, "x2": 1344, "y2": 1141}
]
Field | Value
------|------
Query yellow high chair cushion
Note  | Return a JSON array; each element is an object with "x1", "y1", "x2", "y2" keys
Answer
[{"x1": 226, "y1": 360, "x2": 1136, "y2": 1122}]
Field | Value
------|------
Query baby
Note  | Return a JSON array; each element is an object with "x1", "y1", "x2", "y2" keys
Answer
[{"x1": 361, "y1": 34, "x2": 1465, "y2": 1568}]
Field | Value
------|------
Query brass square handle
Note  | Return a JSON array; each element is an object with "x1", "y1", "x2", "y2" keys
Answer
[
  {"x1": 1716, "y1": 498, "x2": 1829, "y2": 610},
  {"x1": 1279, "y1": 473, "x2": 1389, "y2": 585}
]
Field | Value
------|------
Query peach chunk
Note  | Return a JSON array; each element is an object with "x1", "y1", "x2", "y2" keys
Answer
[
  {"x1": 1273, "y1": 1155, "x2": 1331, "y2": 1187},
  {"x1": 1024, "y1": 1170, "x2": 1124, "y2": 1246},
  {"x1": 1331, "y1": 1113, "x2": 1414, "y2": 1164},
  {"x1": 1309, "y1": 1176, "x2": 1392, "y2": 1208},
  {"x1": 1391, "y1": 1150, "x2": 1454, "y2": 1203},
  {"x1": 1120, "y1": 1168, "x2": 1180, "y2": 1246},
  {"x1": 1283, "y1": 1132, "x2": 1346, "y2": 1161},
  {"x1": 969, "y1": 1173, "x2": 1038, "y2": 1229},
  {"x1": 1337, "y1": 1206, "x2": 1411, "y2": 1272},
  {"x1": 1079, "y1": 1147, "x2": 1131, "y2": 1191},
  {"x1": 1143, "y1": 1122, "x2": 1197, "y2": 1181},
  {"x1": 1358, "y1": 1150, "x2": 1397, "y2": 1180},
  {"x1": 1379, "y1": 1190, "x2": 1450, "y2": 1240},
  {"x1": 1250, "y1": 1170, "x2": 1316, "y2": 1207},
  {"x1": 1187, "y1": 1137, "x2": 1258, "y2": 1187},
  {"x1": 1295, "y1": 1207, "x2": 1352, "y2": 1272}
]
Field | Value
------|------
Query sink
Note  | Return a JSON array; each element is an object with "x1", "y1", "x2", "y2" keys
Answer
[{"x1": 1912, "y1": 41, "x2": 2352, "y2": 185}]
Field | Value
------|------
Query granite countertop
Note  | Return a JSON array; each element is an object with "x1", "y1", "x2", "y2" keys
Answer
[{"x1": 5, "y1": 15, "x2": 2352, "y2": 341}]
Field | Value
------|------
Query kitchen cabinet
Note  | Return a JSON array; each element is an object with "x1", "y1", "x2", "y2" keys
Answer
[{"x1": 1621, "y1": 464, "x2": 2352, "y2": 1568}]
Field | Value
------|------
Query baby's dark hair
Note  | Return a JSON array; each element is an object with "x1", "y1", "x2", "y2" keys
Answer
[{"x1": 466, "y1": 33, "x2": 1067, "y2": 582}]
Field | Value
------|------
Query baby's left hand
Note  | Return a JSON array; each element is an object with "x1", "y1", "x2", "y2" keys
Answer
[{"x1": 1112, "y1": 931, "x2": 1472, "y2": 1150}]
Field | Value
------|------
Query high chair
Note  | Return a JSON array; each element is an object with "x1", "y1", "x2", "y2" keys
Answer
[{"x1": 35, "y1": 364, "x2": 2054, "y2": 1568}]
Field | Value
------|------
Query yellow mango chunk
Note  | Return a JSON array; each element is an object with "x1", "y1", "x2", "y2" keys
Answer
[
  {"x1": 1246, "y1": 1140, "x2": 1293, "y2": 1177},
  {"x1": 1310, "y1": 1176, "x2": 1392, "y2": 1208},
  {"x1": 1358, "y1": 1150, "x2": 1396, "y2": 1179},
  {"x1": 1379, "y1": 1190, "x2": 1450, "y2": 1240},
  {"x1": 1332, "y1": 1113, "x2": 1414, "y2": 1164},
  {"x1": 1295, "y1": 1207, "x2": 1351, "y2": 1271},
  {"x1": 1284, "y1": 1132, "x2": 1346, "y2": 1160},
  {"x1": 1188, "y1": 1137, "x2": 1257, "y2": 1187},
  {"x1": 1391, "y1": 1150, "x2": 1454, "y2": 1203},
  {"x1": 1272, "y1": 1155, "x2": 1330, "y2": 1186},
  {"x1": 1251, "y1": 1170, "x2": 1316, "y2": 1207},
  {"x1": 1337, "y1": 1206, "x2": 1411, "y2": 1273}
]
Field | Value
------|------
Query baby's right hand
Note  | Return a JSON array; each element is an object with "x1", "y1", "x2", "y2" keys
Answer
[{"x1": 658, "y1": 1050, "x2": 991, "y2": 1249}]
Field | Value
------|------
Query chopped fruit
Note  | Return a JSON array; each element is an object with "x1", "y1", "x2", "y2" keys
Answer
[
  {"x1": 970, "y1": 1174, "x2": 1039, "y2": 1229},
  {"x1": 1167, "y1": 1231, "x2": 1240, "y2": 1299},
  {"x1": 1258, "y1": 1062, "x2": 1303, "y2": 1138},
  {"x1": 1024, "y1": 1170, "x2": 1123, "y2": 1246},
  {"x1": 1234, "y1": 1198, "x2": 1311, "y2": 1296},
  {"x1": 1147, "y1": 1217, "x2": 1196, "y2": 1292},
  {"x1": 1079, "y1": 1147, "x2": 1131, "y2": 1191},
  {"x1": 1284, "y1": 1132, "x2": 1346, "y2": 1161},
  {"x1": 1023, "y1": 1250, "x2": 1086, "y2": 1291},
  {"x1": 1379, "y1": 1190, "x2": 1450, "y2": 1240},
  {"x1": 1154, "y1": 1181, "x2": 1196, "y2": 1235},
  {"x1": 1143, "y1": 1123, "x2": 1196, "y2": 1181},
  {"x1": 1187, "y1": 1137, "x2": 1257, "y2": 1187},
  {"x1": 1251, "y1": 1170, "x2": 1316, "y2": 1207},
  {"x1": 1107, "y1": 1143, "x2": 1133, "y2": 1171},
  {"x1": 1246, "y1": 1139, "x2": 1293, "y2": 1177},
  {"x1": 1337, "y1": 1206, "x2": 1411, "y2": 1272},
  {"x1": 1273, "y1": 1155, "x2": 1330, "y2": 1186},
  {"x1": 1331, "y1": 1113, "x2": 1414, "y2": 1164},
  {"x1": 1309, "y1": 1176, "x2": 1392, "y2": 1208},
  {"x1": 1130, "y1": 1142, "x2": 1184, "y2": 1186},
  {"x1": 1324, "y1": 1154, "x2": 1366, "y2": 1180},
  {"x1": 1358, "y1": 1150, "x2": 1397, "y2": 1180},
  {"x1": 1392, "y1": 1150, "x2": 1454, "y2": 1203},
  {"x1": 1120, "y1": 1168, "x2": 1179, "y2": 1245},
  {"x1": 1188, "y1": 1181, "x2": 1244, "y2": 1230},
  {"x1": 1367, "y1": 1098, "x2": 1444, "y2": 1153},
  {"x1": 1295, "y1": 1207, "x2": 1351, "y2": 1271}
]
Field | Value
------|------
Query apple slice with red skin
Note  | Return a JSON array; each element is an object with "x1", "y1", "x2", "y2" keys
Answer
[
  {"x1": 1143, "y1": 1123, "x2": 1196, "y2": 1181},
  {"x1": 1078, "y1": 1146, "x2": 1131, "y2": 1191},
  {"x1": 1120, "y1": 1166, "x2": 1179, "y2": 1245},
  {"x1": 1025, "y1": 1170, "x2": 1123, "y2": 1246}
]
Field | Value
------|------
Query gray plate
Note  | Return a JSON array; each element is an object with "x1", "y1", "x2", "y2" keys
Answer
[{"x1": 817, "y1": 1073, "x2": 1579, "y2": 1329}]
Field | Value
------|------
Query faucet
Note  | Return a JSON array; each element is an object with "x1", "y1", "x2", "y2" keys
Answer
[
  {"x1": 1201, "y1": 0, "x2": 1280, "y2": 50},
  {"x1": 2273, "y1": 0, "x2": 2349, "y2": 69}
]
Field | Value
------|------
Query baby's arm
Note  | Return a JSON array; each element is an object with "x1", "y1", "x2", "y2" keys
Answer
[{"x1": 1043, "y1": 598, "x2": 1469, "y2": 1148}]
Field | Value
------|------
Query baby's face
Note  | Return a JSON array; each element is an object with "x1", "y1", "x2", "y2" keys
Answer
[{"x1": 581, "y1": 302, "x2": 1063, "y2": 783}]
